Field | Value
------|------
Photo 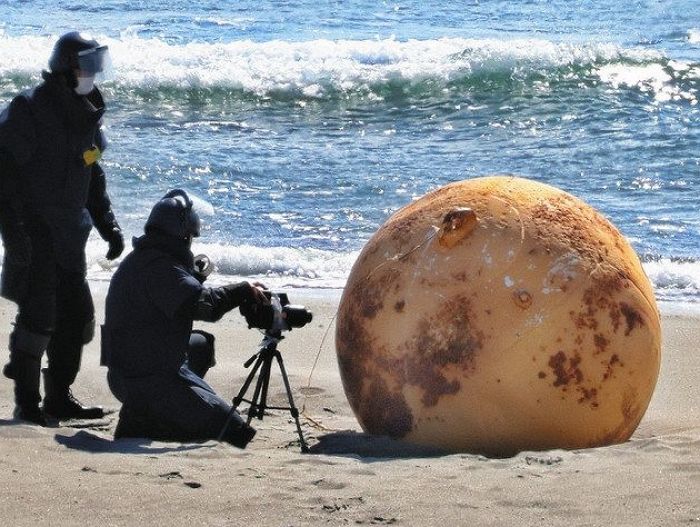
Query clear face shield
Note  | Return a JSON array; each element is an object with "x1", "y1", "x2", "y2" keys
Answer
[{"x1": 76, "y1": 45, "x2": 113, "y2": 82}]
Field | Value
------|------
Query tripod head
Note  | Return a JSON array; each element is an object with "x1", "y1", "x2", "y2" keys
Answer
[{"x1": 244, "y1": 330, "x2": 284, "y2": 368}]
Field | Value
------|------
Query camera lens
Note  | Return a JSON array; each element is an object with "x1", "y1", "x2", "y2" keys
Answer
[{"x1": 282, "y1": 305, "x2": 313, "y2": 328}]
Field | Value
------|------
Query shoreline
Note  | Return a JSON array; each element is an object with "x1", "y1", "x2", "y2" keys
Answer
[{"x1": 89, "y1": 275, "x2": 700, "y2": 318}]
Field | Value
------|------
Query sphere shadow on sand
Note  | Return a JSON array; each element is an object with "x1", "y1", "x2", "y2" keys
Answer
[{"x1": 308, "y1": 430, "x2": 455, "y2": 459}]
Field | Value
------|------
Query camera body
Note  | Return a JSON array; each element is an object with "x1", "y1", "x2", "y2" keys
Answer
[
  {"x1": 266, "y1": 292, "x2": 313, "y2": 332},
  {"x1": 241, "y1": 291, "x2": 313, "y2": 334}
]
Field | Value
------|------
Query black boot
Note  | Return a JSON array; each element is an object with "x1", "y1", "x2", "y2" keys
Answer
[
  {"x1": 219, "y1": 412, "x2": 257, "y2": 449},
  {"x1": 223, "y1": 423, "x2": 256, "y2": 449},
  {"x1": 13, "y1": 404, "x2": 47, "y2": 425},
  {"x1": 6, "y1": 354, "x2": 46, "y2": 426},
  {"x1": 42, "y1": 368, "x2": 105, "y2": 420}
]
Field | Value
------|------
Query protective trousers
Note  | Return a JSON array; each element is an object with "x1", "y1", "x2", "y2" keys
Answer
[
  {"x1": 107, "y1": 331, "x2": 215, "y2": 403},
  {"x1": 8, "y1": 218, "x2": 94, "y2": 407},
  {"x1": 110, "y1": 332, "x2": 256, "y2": 448}
]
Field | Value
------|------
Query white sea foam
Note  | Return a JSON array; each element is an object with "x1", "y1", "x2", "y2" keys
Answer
[
  {"x1": 0, "y1": 33, "x2": 673, "y2": 98},
  {"x1": 79, "y1": 237, "x2": 359, "y2": 290},
  {"x1": 688, "y1": 29, "x2": 700, "y2": 44},
  {"x1": 77, "y1": 239, "x2": 700, "y2": 301},
  {"x1": 642, "y1": 259, "x2": 700, "y2": 305},
  {"x1": 595, "y1": 62, "x2": 698, "y2": 104}
]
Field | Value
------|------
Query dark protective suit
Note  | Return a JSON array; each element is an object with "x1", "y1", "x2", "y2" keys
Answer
[
  {"x1": 0, "y1": 72, "x2": 121, "y2": 410},
  {"x1": 103, "y1": 232, "x2": 256, "y2": 447}
]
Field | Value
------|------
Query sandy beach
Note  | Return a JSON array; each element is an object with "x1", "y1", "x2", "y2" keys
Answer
[{"x1": 0, "y1": 286, "x2": 697, "y2": 526}]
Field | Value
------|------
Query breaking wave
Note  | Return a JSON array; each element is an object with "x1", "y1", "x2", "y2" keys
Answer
[
  {"x1": 1, "y1": 33, "x2": 698, "y2": 105},
  {"x1": 78, "y1": 240, "x2": 700, "y2": 302}
]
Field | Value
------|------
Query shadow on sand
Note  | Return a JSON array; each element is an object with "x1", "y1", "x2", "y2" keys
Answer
[
  {"x1": 51, "y1": 428, "x2": 451, "y2": 459},
  {"x1": 54, "y1": 430, "x2": 216, "y2": 455},
  {"x1": 308, "y1": 430, "x2": 452, "y2": 459}
]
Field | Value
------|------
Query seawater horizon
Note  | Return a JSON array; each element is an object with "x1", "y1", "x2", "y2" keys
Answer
[{"x1": 0, "y1": 1, "x2": 698, "y2": 309}]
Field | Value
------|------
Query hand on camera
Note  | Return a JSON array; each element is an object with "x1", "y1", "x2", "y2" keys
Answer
[{"x1": 237, "y1": 282, "x2": 273, "y2": 329}]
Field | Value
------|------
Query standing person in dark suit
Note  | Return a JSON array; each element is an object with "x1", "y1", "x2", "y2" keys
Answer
[{"x1": 0, "y1": 32, "x2": 124, "y2": 425}]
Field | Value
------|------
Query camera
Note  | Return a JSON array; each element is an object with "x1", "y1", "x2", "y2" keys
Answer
[{"x1": 241, "y1": 291, "x2": 313, "y2": 334}]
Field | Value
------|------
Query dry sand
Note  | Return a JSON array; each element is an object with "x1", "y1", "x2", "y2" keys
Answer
[{"x1": 0, "y1": 286, "x2": 698, "y2": 526}]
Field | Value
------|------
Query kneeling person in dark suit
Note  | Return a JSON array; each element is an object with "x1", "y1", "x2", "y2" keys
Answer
[{"x1": 102, "y1": 189, "x2": 270, "y2": 448}]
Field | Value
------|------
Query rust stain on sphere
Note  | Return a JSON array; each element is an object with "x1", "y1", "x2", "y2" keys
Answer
[{"x1": 335, "y1": 175, "x2": 661, "y2": 456}]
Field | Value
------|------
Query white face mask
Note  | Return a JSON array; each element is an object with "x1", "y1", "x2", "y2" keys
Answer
[{"x1": 75, "y1": 75, "x2": 95, "y2": 95}]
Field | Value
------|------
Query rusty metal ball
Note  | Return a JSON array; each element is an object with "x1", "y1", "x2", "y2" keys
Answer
[{"x1": 336, "y1": 176, "x2": 661, "y2": 456}]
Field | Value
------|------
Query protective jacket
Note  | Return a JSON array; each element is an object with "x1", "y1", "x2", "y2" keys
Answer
[
  {"x1": 103, "y1": 232, "x2": 252, "y2": 378},
  {"x1": 0, "y1": 71, "x2": 119, "y2": 288},
  {"x1": 104, "y1": 231, "x2": 257, "y2": 447}
]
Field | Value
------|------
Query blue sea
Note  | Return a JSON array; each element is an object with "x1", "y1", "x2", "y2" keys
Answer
[{"x1": 0, "y1": 1, "x2": 698, "y2": 312}]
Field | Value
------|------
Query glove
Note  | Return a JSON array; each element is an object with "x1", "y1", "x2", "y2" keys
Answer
[
  {"x1": 237, "y1": 283, "x2": 274, "y2": 330},
  {"x1": 240, "y1": 301, "x2": 275, "y2": 330},
  {"x1": 0, "y1": 204, "x2": 32, "y2": 303},
  {"x1": 238, "y1": 282, "x2": 270, "y2": 306},
  {"x1": 0, "y1": 233, "x2": 32, "y2": 303},
  {"x1": 105, "y1": 227, "x2": 124, "y2": 260}
]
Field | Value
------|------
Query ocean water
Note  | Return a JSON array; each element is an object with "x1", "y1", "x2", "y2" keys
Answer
[{"x1": 0, "y1": 1, "x2": 698, "y2": 310}]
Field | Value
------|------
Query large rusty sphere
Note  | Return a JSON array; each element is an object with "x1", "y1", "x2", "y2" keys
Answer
[{"x1": 336, "y1": 176, "x2": 661, "y2": 456}]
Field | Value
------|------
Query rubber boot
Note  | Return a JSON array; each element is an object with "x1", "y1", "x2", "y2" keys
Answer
[
  {"x1": 219, "y1": 411, "x2": 257, "y2": 449},
  {"x1": 222, "y1": 422, "x2": 257, "y2": 449},
  {"x1": 42, "y1": 368, "x2": 105, "y2": 420},
  {"x1": 6, "y1": 353, "x2": 46, "y2": 426}
]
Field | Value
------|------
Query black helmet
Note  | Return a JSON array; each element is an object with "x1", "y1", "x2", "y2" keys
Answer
[
  {"x1": 49, "y1": 31, "x2": 109, "y2": 74},
  {"x1": 145, "y1": 189, "x2": 202, "y2": 239}
]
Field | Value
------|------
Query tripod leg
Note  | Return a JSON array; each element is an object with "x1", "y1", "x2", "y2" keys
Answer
[
  {"x1": 274, "y1": 351, "x2": 309, "y2": 453},
  {"x1": 253, "y1": 354, "x2": 274, "y2": 420},
  {"x1": 232, "y1": 353, "x2": 265, "y2": 409},
  {"x1": 218, "y1": 353, "x2": 266, "y2": 441}
]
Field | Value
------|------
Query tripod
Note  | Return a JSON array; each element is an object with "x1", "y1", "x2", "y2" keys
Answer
[{"x1": 218, "y1": 330, "x2": 309, "y2": 453}]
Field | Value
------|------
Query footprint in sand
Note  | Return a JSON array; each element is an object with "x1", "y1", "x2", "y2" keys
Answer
[{"x1": 299, "y1": 386, "x2": 325, "y2": 396}]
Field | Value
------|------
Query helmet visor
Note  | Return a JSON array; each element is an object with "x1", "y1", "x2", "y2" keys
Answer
[{"x1": 77, "y1": 45, "x2": 109, "y2": 74}]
